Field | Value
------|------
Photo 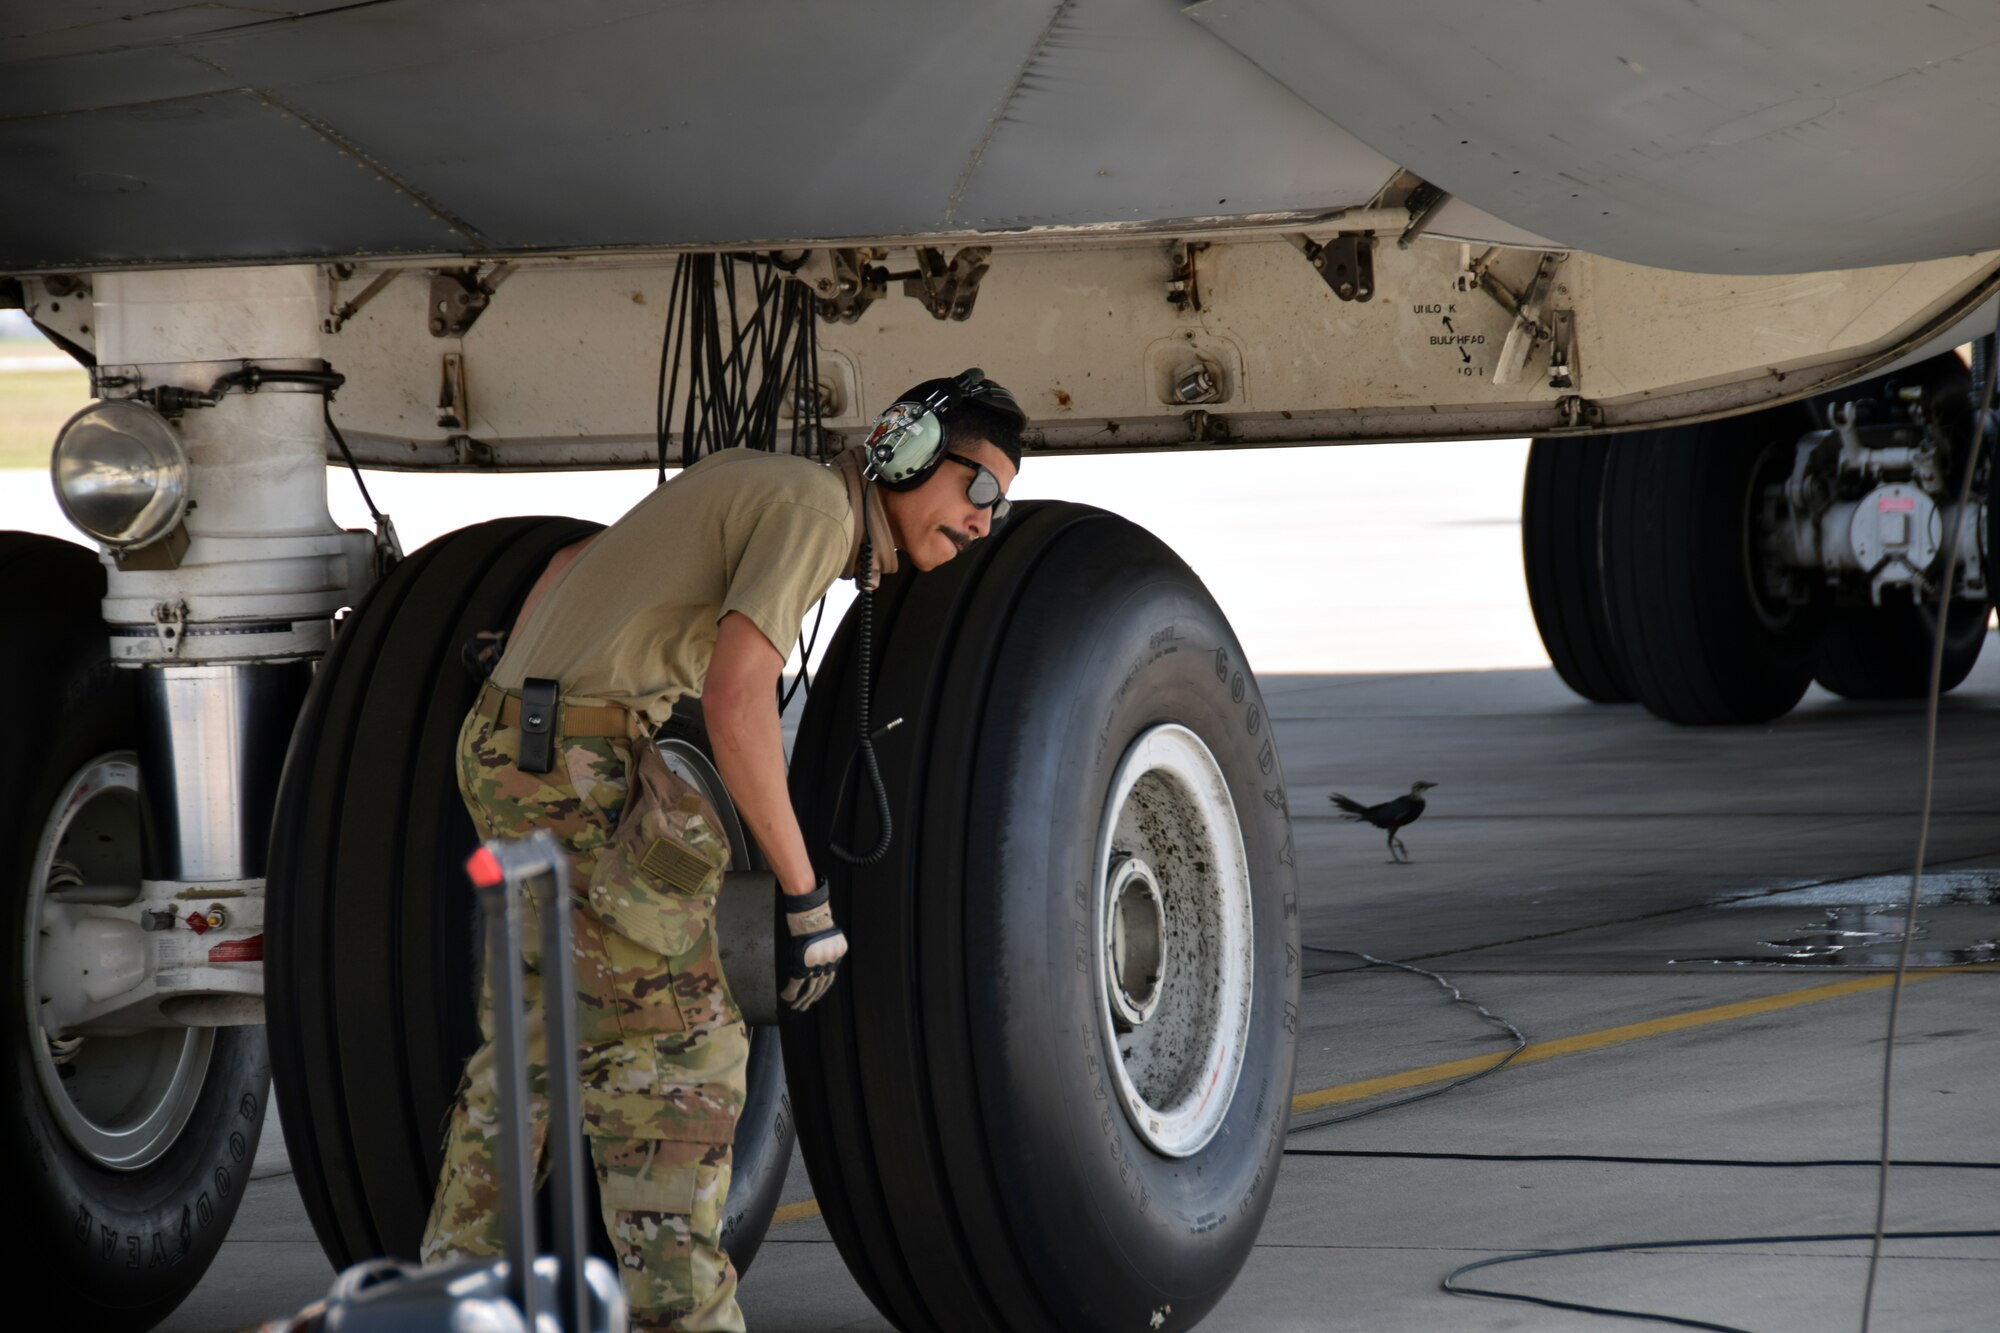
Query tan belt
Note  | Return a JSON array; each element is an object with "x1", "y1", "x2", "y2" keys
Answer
[{"x1": 477, "y1": 681, "x2": 629, "y2": 739}]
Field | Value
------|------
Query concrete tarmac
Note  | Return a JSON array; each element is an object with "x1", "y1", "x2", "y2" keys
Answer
[{"x1": 164, "y1": 645, "x2": 2000, "y2": 1333}]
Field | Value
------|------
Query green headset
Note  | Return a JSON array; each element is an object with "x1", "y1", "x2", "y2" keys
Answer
[{"x1": 861, "y1": 367, "x2": 1024, "y2": 488}]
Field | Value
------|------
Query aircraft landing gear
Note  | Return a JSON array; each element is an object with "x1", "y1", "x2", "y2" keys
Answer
[
  {"x1": 1524, "y1": 352, "x2": 1994, "y2": 723},
  {"x1": 2, "y1": 533, "x2": 269, "y2": 1331}
]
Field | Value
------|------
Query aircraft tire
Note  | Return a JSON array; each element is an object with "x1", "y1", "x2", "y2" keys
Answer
[
  {"x1": 1806, "y1": 350, "x2": 1991, "y2": 699},
  {"x1": 1, "y1": 532, "x2": 268, "y2": 1331},
  {"x1": 1602, "y1": 416, "x2": 1819, "y2": 725},
  {"x1": 266, "y1": 516, "x2": 792, "y2": 1276},
  {"x1": 786, "y1": 503, "x2": 1300, "y2": 1333},
  {"x1": 1810, "y1": 599, "x2": 1988, "y2": 700},
  {"x1": 1521, "y1": 435, "x2": 1634, "y2": 703}
]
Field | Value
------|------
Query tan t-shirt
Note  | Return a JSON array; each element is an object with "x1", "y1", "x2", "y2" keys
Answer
[{"x1": 492, "y1": 449, "x2": 853, "y2": 726}]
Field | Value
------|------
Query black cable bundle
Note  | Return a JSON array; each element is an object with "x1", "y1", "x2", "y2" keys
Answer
[
  {"x1": 652, "y1": 252, "x2": 832, "y2": 712},
  {"x1": 654, "y1": 252, "x2": 828, "y2": 477}
]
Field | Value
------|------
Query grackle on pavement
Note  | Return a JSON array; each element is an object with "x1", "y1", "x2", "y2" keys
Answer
[{"x1": 1328, "y1": 782, "x2": 1436, "y2": 863}]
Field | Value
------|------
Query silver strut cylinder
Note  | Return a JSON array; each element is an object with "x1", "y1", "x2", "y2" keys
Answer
[{"x1": 51, "y1": 266, "x2": 375, "y2": 1030}]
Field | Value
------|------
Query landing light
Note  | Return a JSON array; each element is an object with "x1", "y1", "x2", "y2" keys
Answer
[{"x1": 52, "y1": 401, "x2": 190, "y2": 548}]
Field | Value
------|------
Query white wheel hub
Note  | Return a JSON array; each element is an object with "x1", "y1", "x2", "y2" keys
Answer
[
  {"x1": 25, "y1": 756, "x2": 212, "y2": 1170},
  {"x1": 1094, "y1": 724, "x2": 1253, "y2": 1158}
]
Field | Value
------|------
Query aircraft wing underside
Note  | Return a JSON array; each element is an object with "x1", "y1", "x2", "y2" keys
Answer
[
  {"x1": 7, "y1": 1, "x2": 1998, "y2": 276},
  {"x1": 1, "y1": 0, "x2": 1410, "y2": 270}
]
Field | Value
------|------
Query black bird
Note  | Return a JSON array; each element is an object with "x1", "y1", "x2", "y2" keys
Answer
[{"x1": 1328, "y1": 782, "x2": 1437, "y2": 863}]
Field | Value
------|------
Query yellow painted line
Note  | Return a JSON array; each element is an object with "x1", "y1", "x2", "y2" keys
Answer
[
  {"x1": 767, "y1": 968, "x2": 1993, "y2": 1227},
  {"x1": 771, "y1": 1198, "x2": 821, "y2": 1227},
  {"x1": 1292, "y1": 969, "x2": 1986, "y2": 1115}
]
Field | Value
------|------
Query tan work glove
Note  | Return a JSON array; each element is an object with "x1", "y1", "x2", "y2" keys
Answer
[{"x1": 779, "y1": 879, "x2": 848, "y2": 1015}]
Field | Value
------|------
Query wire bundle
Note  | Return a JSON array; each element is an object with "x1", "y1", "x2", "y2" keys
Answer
[
  {"x1": 654, "y1": 252, "x2": 827, "y2": 478},
  {"x1": 653, "y1": 252, "x2": 832, "y2": 712}
]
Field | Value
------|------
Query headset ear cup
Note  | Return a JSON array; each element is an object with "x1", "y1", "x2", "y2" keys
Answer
[{"x1": 870, "y1": 406, "x2": 947, "y2": 486}]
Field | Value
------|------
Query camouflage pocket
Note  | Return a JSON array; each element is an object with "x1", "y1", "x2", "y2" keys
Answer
[{"x1": 585, "y1": 743, "x2": 730, "y2": 960}]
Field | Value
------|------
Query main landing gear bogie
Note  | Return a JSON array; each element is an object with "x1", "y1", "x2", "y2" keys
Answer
[{"x1": 1524, "y1": 351, "x2": 1994, "y2": 724}]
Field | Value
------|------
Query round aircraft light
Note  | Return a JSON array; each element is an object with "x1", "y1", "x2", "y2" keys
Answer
[{"x1": 51, "y1": 401, "x2": 191, "y2": 548}]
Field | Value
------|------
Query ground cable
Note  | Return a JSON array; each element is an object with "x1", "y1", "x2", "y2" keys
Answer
[
  {"x1": 1289, "y1": 946, "x2": 1527, "y2": 1132},
  {"x1": 1859, "y1": 323, "x2": 1998, "y2": 1333}
]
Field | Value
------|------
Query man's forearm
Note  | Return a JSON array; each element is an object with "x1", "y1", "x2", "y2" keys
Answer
[{"x1": 705, "y1": 690, "x2": 818, "y2": 897}]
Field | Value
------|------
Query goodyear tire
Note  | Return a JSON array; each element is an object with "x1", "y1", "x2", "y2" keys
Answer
[
  {"x1": 1602, "y1": 414, "x2": 1820, "y2": 725},
  {"x1": 266, "y1": 517, "x2": 791, "y2": 1273},
  {"x1": 1522, "y1": 435, "x2": 1634, "y2": 703},
  {"x1": 786, "y1": 503, "x2": 1300, "y2": 1333},
  {"x1": 0, "y1": 533, "x2": 268, "y2": 1330}
]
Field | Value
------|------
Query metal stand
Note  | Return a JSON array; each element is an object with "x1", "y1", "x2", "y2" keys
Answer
[{"x1": 472, "y1": 829, "x2": 592, "y2": 1333}]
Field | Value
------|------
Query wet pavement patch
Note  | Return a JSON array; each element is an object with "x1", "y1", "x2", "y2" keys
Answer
[
  {"x1": 1672, "y1": 870, "x2": 2000, "y2": 968},
  {"x1": 1713, "y1": 868, "x2": 2000, "y2": 910}
]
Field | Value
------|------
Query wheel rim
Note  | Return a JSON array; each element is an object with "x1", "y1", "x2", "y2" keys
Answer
[
  {"x1": 25, "y1": 754, "x2": 213, "y2": 1170},
  {"x1": 658, "y1": 737, "x2": 751, "y2": 873},
  {"x1": 1093, "y1": 724, "x2": 1253, "y2": 1158}
]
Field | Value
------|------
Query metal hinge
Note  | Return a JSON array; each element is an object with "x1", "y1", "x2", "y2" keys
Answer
[
  {"x1": 1291, "y1": 233, "x2": 1376, "y2": 302},
  {"x1": 801, "y1": 249, "x2": 888, "y2": 324},
  {"x1": 1167, "y1": 241, "x2": 1207, "y2": 312},
  {"x1": 904, "y1": 247, "x2": 991, "y2": 321},
  {"x1": 152, "y1": 599, "x2": 188, "y2": 657},
  {"x1": 437, "y1": 351, "x2": 470, "y2": 430},
  {"x1": 428, "y1": 264, "x2": 515, "y2": 338}
]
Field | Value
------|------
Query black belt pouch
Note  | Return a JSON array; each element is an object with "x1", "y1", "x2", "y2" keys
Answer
[{"x1": 517, "y1": 676, "x2": 559, "y2": 773}]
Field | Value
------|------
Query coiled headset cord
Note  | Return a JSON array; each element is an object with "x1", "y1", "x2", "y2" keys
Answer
[{"x1": 830, "y1": 534, "x2": 894, "y2": 866}]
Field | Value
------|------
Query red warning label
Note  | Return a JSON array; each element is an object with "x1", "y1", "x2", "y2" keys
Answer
[{"x1": 208, "y1": 934, "x2": 264, "y2": 963}]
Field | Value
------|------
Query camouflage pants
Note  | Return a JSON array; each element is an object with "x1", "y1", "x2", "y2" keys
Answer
[{"x1": 422, "y1": 693, "x2": 748, "y2": 1332}]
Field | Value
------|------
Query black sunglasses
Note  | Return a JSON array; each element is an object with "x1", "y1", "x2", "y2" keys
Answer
[{"x1": 943, "y1": 453, "x2": 1011, "y2": 521}]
